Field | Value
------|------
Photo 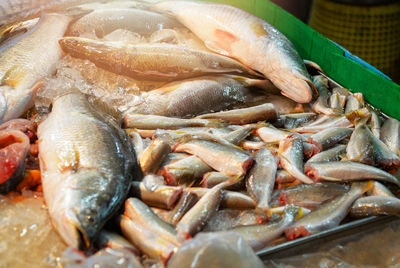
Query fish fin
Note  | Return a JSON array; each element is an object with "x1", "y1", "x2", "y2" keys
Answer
[
  {"x1": 1, "y1": 66, "x2": 27, "y2": 88},
  {"x1": 205, "y1": 29, "x2": 238, "y2": 56},
  {"x1": 56, "y1": 147, "x2": 80, "y2": 173},
  {"x1": 88, "y1": 96, "x2": 123, "y2": 124}
]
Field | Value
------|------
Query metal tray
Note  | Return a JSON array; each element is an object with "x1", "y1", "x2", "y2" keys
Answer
[{"x1": 256, "y1": 215, "x2": 399, "y2": 260}]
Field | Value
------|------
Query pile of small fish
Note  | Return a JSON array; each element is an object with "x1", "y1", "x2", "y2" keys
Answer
[{"x1": 1, "y1": 0, "x2": 400, "y2": 267}]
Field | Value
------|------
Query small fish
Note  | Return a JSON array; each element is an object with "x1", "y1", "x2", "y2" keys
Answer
[
  {"x1": 347, "y1": 123, "x2": 400, "y2": 169},
  {"x1": 177, "y1": 181, "x2": 231, "y2": 240},
  {"x1": 158, "y1": 152, "x2": 190, "y2": 170},
  {"x1": 125, "y1": 129, "x2": 145, "y2": 158},
  {"x1": 285, "y1": 181, "x2": 373, "y2": 240},
  {"x1": 302, "y1": 141, "x2": 321, "y2": 158},
  {"x1": 139, "y1": 138, "x2": 171, "y2": 175},
  {"x1": 256, "y1": 125, "x2": 290, "y2": 143},
  {"x1": 38, "y1": 93, "x2": 140, "y2": 249},
  {"x1": 174, "y1": 140, "x2": 253, "y2": 176},
  {"x1": 130, "y1": 181, "x2": 182, "y2": 210},
  {"x1": 0, "y1": 130, "x2": 30, "y2": 194},
  {"x1": 167, "y1": 192, "x2": 199, "y2": 226},
  {"x1": 123, "y1": 114, "x2": 224, "y2": 129},
  {"x1": 308, "y1": 127, "x2": 353, "y2": 151},
  {"x1": 188, "y1": 187, "x2": 256, "y2": 210},
  {"x1": 153, "y1": 1, "x2": 315, "y2": 103},
  {"x1": 381, "y1": 118, "x2": 400, "y2": 156},
  {"x1": 161, "y1": 155, "x2": 213, "y2": 186},
  {"x1": 67, "y1": 8, "x2": 180, "y2": 38},
  {"x1": 59, "y1": 38, "x2": 259, "y2": 81},
  {"x1": 292, "y1": 116, "x2": 353, "y2": 133},
  {"x1": 126, "y1": 76, "x2": 275, "y2": 118},
  {"x1": 367, "y1": 181, "x2": 395, "y2": 197},
  {"x1": 305, "y1": 161, "x2": 400, "y2": 187},
  {"x1": 124, "y1": 198, "x2": 179, "y2": 246},
  {"x1": 203, "y1": 209, "x2": 258, "y2": 232},
  {"x1": 345, "y1": 94, "x2": 363, "y2": 114},
  {"x1": 195, "y1": 103, "x2": 278, "y2": 124},
  {"x1": 120, "y1": 215, "x2": 176, "y2": 262},
  {"x1": 370, "y1": 110, "x2": 381, "y2": 139},
  {"x1": 227, "y1": 205, "x2": 303, "y2": 251},
  {"x1": 306, "y1": 144, "x2": 347, "y2": 164},
  {"x1": 240, "y1": 140, "x2": 266, "y2": 150},
  {"x1": 0, "y1": 13, "x2": 71, "y2": 122},
  {"x1": 246, "y1": 148, "x2": 278, "y2": 214},
  {"x1": 279, "y1": 113, "x2": 317, "y2": 129},
  {"x1": 96, "y1": 230, "x2": 140, "y2": 256},
  {"x1": 329, "y1": 92, "x2": 346, "y2": 112},
  {"x1": 262, "y1": 94, "x2": 308, "y2": 114},
  {"x1": 201, "y1": 172, "x2": 233, "y2": 188},
  {"x1": 350, "y1": 195, "x2": 400, "y2": 217},
  {"x1": 278, "y1": 183, "x2": 349, "y2": 210},
  {"x1": 311, "y1": 75, "x2": 339, "y2": 116},
  {"x1": 223, "y1": 125, "x2": 256, "y2": 145},
  {"x1": 275, "y1": 170, "x2": 297, "y2": 184},
  {"x1": 278, "y1": 134, "x2": 313, "y2": 184}
]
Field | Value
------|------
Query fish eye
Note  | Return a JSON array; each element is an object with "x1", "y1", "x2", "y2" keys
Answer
[{"x1": 86, "y1": 215, "x2": 96, "y2": 223}]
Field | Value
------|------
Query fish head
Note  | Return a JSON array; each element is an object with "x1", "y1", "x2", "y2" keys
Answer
[
  {"x1": 266, "y1": 42, "x2": 316, "y2": 104},
  {"x1": 54, "y1": 204, "x2": 102, "y2": 251}
]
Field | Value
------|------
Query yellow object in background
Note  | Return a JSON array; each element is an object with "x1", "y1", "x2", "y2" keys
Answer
[{"x1": 309, "y1": 0, "x2": 400, "y2": 82}]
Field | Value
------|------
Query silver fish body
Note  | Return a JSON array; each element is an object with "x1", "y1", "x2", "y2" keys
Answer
[{"x1": 38, "y1": 93, "x2": 139, "y2": 249}]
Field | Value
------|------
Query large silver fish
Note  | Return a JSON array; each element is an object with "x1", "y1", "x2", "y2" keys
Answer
[
  {"x1": 59, "y1": 37, "x2": 260, "y2": 81},
  {"x1": 0, "y1": 13, "x2": 71, "y2": 123},
  {"x1": 38, "y1": 92, "x2": 140, "y2": 249},
  {"x1": 153, "y1": 1, "x2": 315, "y2": 103}
]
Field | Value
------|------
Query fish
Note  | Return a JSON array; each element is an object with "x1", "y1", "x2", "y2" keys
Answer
[
  {"x1": 223, "y1": 125, "x2": 256, "y2": 145},
  {"x1": 201, "y1": 172, "x2": 242, "y2": 190},
  {"x1": 278, "y1": 183, "x2": 350, "y2": 210},
  {"x1": 0, "y1": 130, "x2": 30, "y2": 194},
  {"x1": 139, "y1": 138, "x2": 171, "y2": 175},
  {"x1": 125, "y1": 129, "x2": 145, "y2": 158},
  {"x1": 158, "y1": 152, "x2": 190, "y2": 170},
  {"x1": 275, "y1": 170, "x2": 297, "y2": 184},
  {"x1": 195, "y1": 103, "x2": 278, "y2": 124},
  {"x1": 350, "y1": 195, "x2": 400, "y2": 217},
  {"x1": 59, "y1": 37, "x2": 260, "y2": 81},
  {"x1": 125, "y1": 76, "x2": 275, "y2": 118},
  {"x1": 279, "y1": 113, "x2": 317, "y2": 129},
  {"x1": 123, "y1": 114, "x2": 225, "y2": 129},
  {"x1": 174, "y1": 140, "x2": 253, "y2": 177},
  {"x1": 261, "y1": 94, "x2": 308, "y2": 114},
  {"x1": 176, "y1": 181, "x2": 231, "y2": 240},
  {"x1": 346, "y1": 123, "x2": 400, "y2": 169},
  {"x1": 345, "y1": 94, "x2": 363, "y2": 114},
  {"x1": 305, "y1": 161, "x2": 400, "y2": 187},
  {"x1": 167, "y1": 191, "x2": 199, "y2": 226},
  {"x1": 120, "y1": 215, "x2": 176, "y2": 262},
  {"x1": 227, "y1": 205, "x2": 303, "y2": 251},
  {"x1": 240, "y1": 140, "x2": 266, "y2": 150},
  {"x1": 306, "y1": 144, "x2": 347, "y2": 164},
  {"x1": 246, "y1": 148, "x2": 278, "y2": 215},
  {"x1": 153, "y1": 1, "x2": 315, "y2": 103},
  {"x1": 96, "y1": 230, "x2": 140, "y2": 256},
  {"x1": 308, "y1": 127, "x2": 353, "y2": 151},
  {"x1": 329, "y1": 92, "x2": 346, "y2": 112},
  {"x1": 285, "y1": 181, "x2": 373, "y2": 240},
  {"x1": 124, "y1": 198, "x2": 180, "y2": 246},
  {"x1": 0, "y1": 18, "x2": 39, "y2": 48},
  {"x1": 292, "y1": 116, "x2": 353, "y2": 133},
  {"x1": 130, "y1": 181, "x2": 182, "y2": 210},
  {"x1": 188, "y1": 187, "x2": 256, "y2": 210},
  {"x1": 67, "y1": 8, "x2": 180, "y2": 38},
  {"x1": 0, "y1": 13, "x2": 71, "y2": 123},
  {"x1": 278, "y1": 134, "x2": 313, "y2": 184},
  {"x1": 256, "y1": 125, "x2": 291, "y2": 143},
  {"x1": 311, "y1": 75, "x2": 339, "y2": 116},
  {"x1": 38, "y1": 92, "x2": 139, "y2": 249},
  {"x1": 380, "y1": 118, "x2": 400, "y2": 156},
  {"x1": 370, "y1": 110, "x2": 381, "y2": 139},
  {"x1": 367, "y1": 181, "x2": 395, "y2": 197},
  {"x1": 203, "y1": 209, "x2": 258, "y2": 232},
  {"x1": 161, "y1": 155, "x2": 213, "y2": 186}
]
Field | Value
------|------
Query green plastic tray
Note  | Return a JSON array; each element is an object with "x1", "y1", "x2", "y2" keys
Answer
[{"x1": 200, "y1": 0, "x2": 400, "y2": 120}]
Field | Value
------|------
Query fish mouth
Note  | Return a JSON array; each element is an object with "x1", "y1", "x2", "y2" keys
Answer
[{"x1": 75, "y1": 225, "x2": 91, "y2": 250}]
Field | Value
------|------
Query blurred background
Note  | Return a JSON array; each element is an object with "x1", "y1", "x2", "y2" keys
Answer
[{"x1": 271, "y1": 0, "x2": 400, "y2": 83}]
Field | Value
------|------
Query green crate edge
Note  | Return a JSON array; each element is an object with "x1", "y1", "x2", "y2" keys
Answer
[{"x1": 200, "y1": 0, "x2": 400, "y2": 120}]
